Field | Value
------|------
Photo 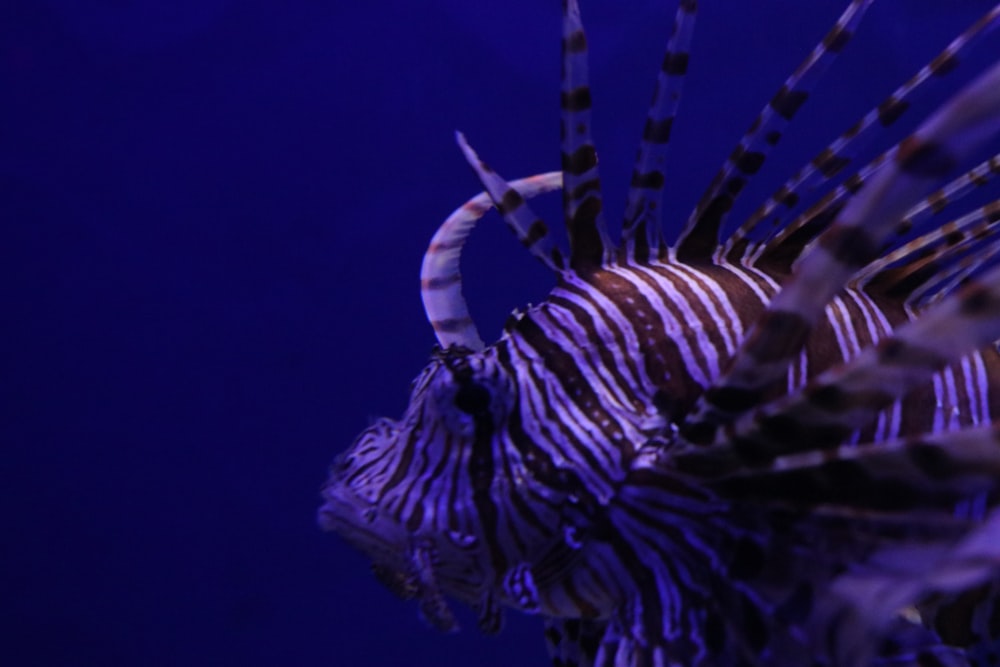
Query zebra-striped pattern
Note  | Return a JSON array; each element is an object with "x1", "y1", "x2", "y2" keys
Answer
[
  {"x1": 321, "y1": 2, "x2": 1000, "y2": 666},
  {"x1": 420, "y1": 170, "x2": 564, "y2": 351}
]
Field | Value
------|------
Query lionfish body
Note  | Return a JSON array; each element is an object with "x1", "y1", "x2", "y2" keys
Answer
[{"x1": 321, "y1": 2, "x2": 1000, "y2": 665}]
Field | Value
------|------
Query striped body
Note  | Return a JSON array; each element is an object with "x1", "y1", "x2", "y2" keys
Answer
[
  {"x1": 321, "y1": 2, "x2": 1000, "y2": 665},
  {"x1": 506, "y1": 261, "x2": 1000, "y2": 460}
]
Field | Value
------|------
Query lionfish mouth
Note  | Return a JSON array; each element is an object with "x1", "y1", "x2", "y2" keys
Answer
[
  {"x1": 317, "y1": 491, "x2": 461, "y2": 633},
  {"x1": 317, "y1": 488, "x2": 400, "y2": 564}
]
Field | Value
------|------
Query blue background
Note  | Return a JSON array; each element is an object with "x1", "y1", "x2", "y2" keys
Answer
[{"x1": 5, "y1": 1, "x2": 1000, "y2": 665}]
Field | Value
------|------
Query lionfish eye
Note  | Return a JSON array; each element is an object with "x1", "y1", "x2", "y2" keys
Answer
[{"x1": 453, "y1": 382, "x2": 491, "y2": 416}]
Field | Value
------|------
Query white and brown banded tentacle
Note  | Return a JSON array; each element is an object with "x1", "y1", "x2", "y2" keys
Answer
[
  {"x1": 455, "y1": 132, "x2": 568, "y2": 275},
  {"x1": 911, "y1": 236, "x2": 1000, "y2": 308},
  {"x1": 681, "y1": 59, "x2": 1000, "y2": 445},
  {"x1": 561, "y1": 0, "x2": 613, "y2": 271},
  {"x1": 895, "y1": 152, "x2": 1000, "y2": 234},
  {"x1": 710, "y1": 423, "x2": 1000, "y2": 511},
  {"x1": 838, "y1": 151, "x2": 1000, "y2": 291},
  {"x1": 747, "y1": 148, "x2": 892, "y2": 270},
  {"x1": 621, "y1": 0, "x2": 697, "y2": 264},
  {"x1": 854, "y1": 196, "x2": 1000, "y2": 300},
  {"x1": 677, "y1": 262, "x2": 1000, "y2": 475},
  {"x1": 674, "y1": 0, "x2": 875, "y2": 264},
  {"x1": 421, "y1": 171, "x2": 563, "y2": 351},
  {"x1": 730, "y1": 3, "x2": 1000, "y2": 262}
]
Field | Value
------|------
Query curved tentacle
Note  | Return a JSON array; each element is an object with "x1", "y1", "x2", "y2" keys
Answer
[
  {"x1": 421, "y1": 171, "x2": 564, "y2": 350},
  {"x1": 455, "y1": 132, "x2": 567, "y2": 273}
]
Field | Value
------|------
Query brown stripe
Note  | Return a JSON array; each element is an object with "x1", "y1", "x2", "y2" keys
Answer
[
  {"x1": 819, "y1": 224, "x2": 880, "y2": 267},
  {"x1": 661, "y1": 51, "x2": 689, "y2": 76},
  {"x1": 523, "y1": 219, "x2": 548, "y2": 247},
  {"x1": 562, "y1": 144, "x2": 598, "y2": 175},
  {"x1": 565, "y1": 29, "x2": 587, "y2": 54},
  {"x1": 843, "y1": 173, "x2": 864, "y2": 194},
  {"x1": 568, "y1": 196, "x2": 604, "y2": 269},
  {"x1": 812, "y1": 148, "x2": 850, "y2": 178},
  {"x1": 421, "y1": 274, "x2": 462, "y2": 290},
  {"x1": 733, "y1": 146, "x2": 765, "y2": 175},
  {"x1": 985, "y1": 200, "x2": 1000, "y2": 224},
  {"x1": 843, "y1": 119, "x2": 863, "y2": 140},
  {"x1": 929, "y1": 51, "x2": 958, "y2": 77},
  {"x1": 513, "y1": 309, "x2": 623, "y2": 462},
  {"x1": 944, "y1": 229, "x2": 965, "y2": 246},
  {"x1": 877, "y1": 96, "x2": 909, "y2": 127},
  {"x1": 643, "y1": 116, "x2": 674, "y2": 144},
  {"x1": 545, "y1": 290, "x2": 645, "y2": 418},
  {"x1": 723, "y1": 174, "x2": 747, "y2": 197},
  {"x1": 822, "y1": 24, "x2": 850, "y2": 52},
  {"x1": 775, "y1": 186, "x2": 799, "y2": 209},
  {"x1": 896, "y1": 137, "x2": 956, "y2": 178},
  {"x1": 498, "y1": 188, "x2": 525, "y2": 215},
  {"x1": 428, "y1": 239, "x2": 466, "y2": 252},
  {"x1": 433, "y1": 317, "x2": 474, "y2": 333},
  {"x1": 561, "y1": 86, "x2": 592, "y2": 112},
  {"x1": 770, "y1": 86, "x2": 809, "y2": 120},
  {"x1": 630, "y1": 169, "x2": 665, "y2": 190},
  {"x1": 549, "y1": 247, "x2": 565, "y2": 267},
  {"x1": 927, "y1": 190, "x2": 948, "y2": 214}
]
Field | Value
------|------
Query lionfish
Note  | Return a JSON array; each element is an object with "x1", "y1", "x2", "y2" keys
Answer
[{"x1": 320, "y1": 2, "x2": 1000, "y2": 665}]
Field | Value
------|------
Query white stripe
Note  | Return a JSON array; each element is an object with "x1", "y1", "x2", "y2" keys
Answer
[
  {"x1": 597, "y1": 266, "x2": 714, "y2": 387},
  {"x1": 975, "y1": 349, "x2": 991, "y2": 425},
  {"x1": 826, "y1": 296, "x2": 854, "y2": 363},
  {"x1": 662, "y1": 262, "x2": 746, "y2": 354}
]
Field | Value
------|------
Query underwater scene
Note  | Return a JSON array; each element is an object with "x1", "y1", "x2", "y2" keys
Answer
[{"x1": 6, "y1": 1, "x2": 1000, "y2": 665}]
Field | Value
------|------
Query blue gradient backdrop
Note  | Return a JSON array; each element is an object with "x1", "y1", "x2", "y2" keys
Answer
[{"x1": 5, "y1": 1, "x2": 999, "y2": 665}]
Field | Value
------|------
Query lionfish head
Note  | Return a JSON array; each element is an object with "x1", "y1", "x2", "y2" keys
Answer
[{"x1": 319, "y1": 344, "x2": 517, "y2": 632}]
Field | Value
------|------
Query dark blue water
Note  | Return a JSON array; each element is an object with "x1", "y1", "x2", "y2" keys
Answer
[{"x1": 5, "y1": 1, "x2": 999, "y2": 665}]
